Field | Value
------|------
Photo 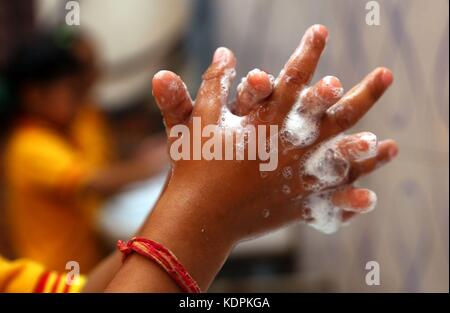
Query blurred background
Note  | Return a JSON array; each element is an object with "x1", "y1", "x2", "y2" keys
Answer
[{"x1": 0, "y1": 0, "x2": 448, "y2": 292}]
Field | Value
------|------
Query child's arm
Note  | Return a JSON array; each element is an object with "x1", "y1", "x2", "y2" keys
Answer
[
  {"x1": 85, "y1": 152, "x2": 166, "y2": 196},
  {"x1": 85, "y1": 136, "x2": 168, "y2": 196},
  {"x1": 105, "y1": 24, "x2": 397, "y2": 292}
]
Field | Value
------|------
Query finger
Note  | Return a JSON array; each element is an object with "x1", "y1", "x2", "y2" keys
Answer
[
  {"x1": 336, "y1": 132, "x2": 378, "y2": 162},
  {"x1": 342, "y1": 211, "x2": 357, "y2": 223},
  {"x1": 274, "y1": 24, "x2": 328, "y2": 111},
  {"x1": 348, "y1": 139, "x2": 398, "y2": 182},
  {"x1": 331, "y1": 186, "x2": 377, "y2": 213},
  {"x1": 194, "y1": 47, "x2": 236, "y2": 124},
  {"x1": 234, "y1": 69, "x2": 274, "y2": 116},
  {"x1": 152, "y1": 70, "x2": 193, "y2": 128},
  {"x1": 300, "y1": 75, "x2": 343, "y2": 116},
  {"x1": 320, "y1": 67, "x2": 393, "y2": 139}
]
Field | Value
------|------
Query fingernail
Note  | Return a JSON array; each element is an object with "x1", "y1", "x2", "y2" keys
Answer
[
  {"x1": 388, "y1": 145, "x2": 398, "y2": 159},
  {"x1": 153, "y1": 70, "x2": 171, "y2": 83},
  {"x1": 247, "y1": 68, "x2": 263, "y2": 78},
  {"x1": 313, "y1": 24, "x2": 329, "y2": 41},
  {"x1": 359, "y1": 132, "x2": 378, "y2": 159},
  {"x1": 364, "y1": 190, "x2": 378, "y2": 213},
  {"x1": 381, "y1": 68, "x2": 393, "y2": 87},
  {"x1": 323, "y1": 75, "x2": 340, "y2": 88},
  {"x1": 213, "y1": 47, "x2": 229, "y2": 64}
]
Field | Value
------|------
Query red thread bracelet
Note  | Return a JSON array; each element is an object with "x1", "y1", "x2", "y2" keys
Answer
[{"x1": 117, "y1": 236, "x2": 201, "y2": 293}]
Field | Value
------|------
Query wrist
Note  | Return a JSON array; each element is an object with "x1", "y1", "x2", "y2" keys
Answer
[{"x1": 138, "y1": 180, "x2": 236, "y2": 290}]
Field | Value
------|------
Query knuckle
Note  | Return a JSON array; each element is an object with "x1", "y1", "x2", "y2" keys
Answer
[
  {"x1": 284, "y1": 66, "x2": 311, "y2": 87},
  {"x1": 202, "y1": 67, "x2": 225, "y2": 81}
]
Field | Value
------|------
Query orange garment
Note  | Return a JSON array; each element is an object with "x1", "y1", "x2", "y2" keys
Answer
[
  {"x1": 0, "y1": 254, "x2": 85, "y2": 293},
  {"x1": 4, "y1": 119, "x2": 101, "y2": 272},
  {"x1": 71, "y1": 102, "x2": 113, "y2": 224},
  {"x1": 71, "y1": 102, "x2": 113, "y2": 169}
]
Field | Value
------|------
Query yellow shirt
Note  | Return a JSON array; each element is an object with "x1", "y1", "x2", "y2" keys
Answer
[
  {"x1": 71, "y1": 103, "x2": 114, "y2": 226},
  {"x1": 71, "y1": 103, "x2": 113, "y2": 170},
  {"x1": 0, "y1": 255, "x2": 85, "y2": 293},
  {"x1": 4, "y1": 121, "x2": 101, "y2": 272}
]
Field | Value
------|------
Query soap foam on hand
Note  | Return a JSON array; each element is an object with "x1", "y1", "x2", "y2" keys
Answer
[
  {"x1": 302, "y1": 188, "x2": 378, "y2": 234},
  {"x1": 258, "y1": 71, "x2": 378, "y2": 234},
  {"x1": 302, "y1": 134, "x2": 349, "y2": 192},
  {"x1": 220, "y1": 68, "x2": 236, "y2": 103},
  {"x1": 302, "y1": 190, "x2": 343, "y2": 234},
  {"x1": 210, "y1": 69, "x2": 379, "y2": 235},
  {"x1": 297, "y1": 132, "x2": 379, "y2": 234},
  {"x1": 338, "y1": 132, "x2": 378, "y2": 162},
  {"x1": 279, "y1": 77, "x2": 344, "y2": 151},
  {"x1": 280, "y1": 90, "x2": 320, "y2": 149},
  {"x1": 301, "y1": 132, "x2": 378, "y2": 192}
]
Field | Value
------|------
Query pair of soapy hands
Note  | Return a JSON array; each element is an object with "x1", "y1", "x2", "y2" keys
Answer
[{"x1": 151, "y1": 25, "x2": 398, "y2": 240}]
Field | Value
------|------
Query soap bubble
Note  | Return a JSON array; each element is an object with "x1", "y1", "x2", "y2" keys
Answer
[{"x1": 262, "y1": 209, "x2": 271, "y2": 218}]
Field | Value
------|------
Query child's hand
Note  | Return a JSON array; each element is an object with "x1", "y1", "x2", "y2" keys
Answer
[
  {"x1": 151, "y1": 24, "x2": 397, "y2": 240},
  {"x1": 107, "y1": 24, "x2": 398, "y2": 292}
]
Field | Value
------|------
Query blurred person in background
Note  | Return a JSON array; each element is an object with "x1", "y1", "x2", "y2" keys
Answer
[
  {"x1": 69, "y1": 29, "x2": 168, "y2": 183},
  {"x1": 70, "y1": 30, "x2": 113, "y2": 172},
  {"x1": 0, "y1": 30, "x2": 167, "y2": 272}
]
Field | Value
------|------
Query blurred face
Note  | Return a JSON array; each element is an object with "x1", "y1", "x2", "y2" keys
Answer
[{"x1": 23, "y1": 76, "x2": 82, "y2": 128}]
